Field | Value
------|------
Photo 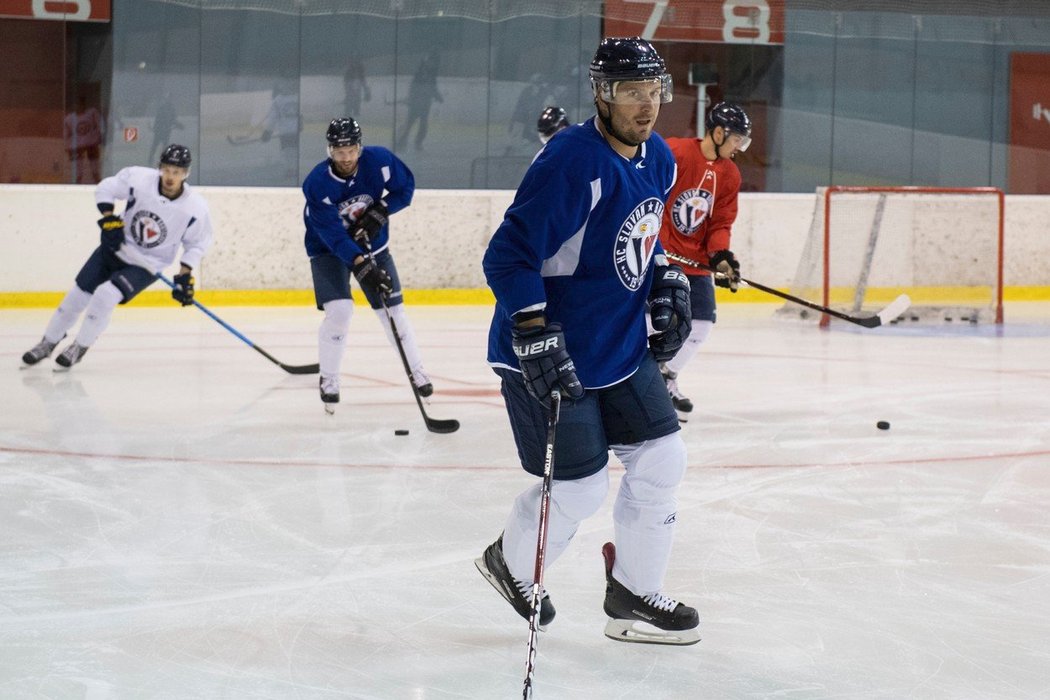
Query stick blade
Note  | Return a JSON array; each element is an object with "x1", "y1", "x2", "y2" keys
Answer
[
  {"x1": 875, "y1": 294, "x2": 912, "y2": 327},
  {"x1": 425, "y1": 418, "x2": 460, "y2": 434},
  {"x1": 280, "y1": 362, "x2": 320, "y2": 375}
]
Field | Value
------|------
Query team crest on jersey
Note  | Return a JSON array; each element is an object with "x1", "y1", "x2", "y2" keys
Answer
[
  {"x1": 671, "y1": 187, "x2": 714, "y2": 235},
  {"x1": 613, "y1": 197, "x2": 664, "y2": 290},
  {"x1": 129, "y1": 211, "x2": 167, "y2": 248},
  {"x1": 338, "y1": 195, "x2": 374, "y2": 230}
]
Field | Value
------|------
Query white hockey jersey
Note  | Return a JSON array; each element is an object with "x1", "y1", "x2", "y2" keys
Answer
[{"x1": 95, "y1": 166, "x2": 214, "y2": 274}]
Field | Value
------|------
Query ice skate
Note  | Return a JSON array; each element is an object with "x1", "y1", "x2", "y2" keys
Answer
[
  {"x1": 601, "y1": 542, "x2": 700, "y2": 645},
  {"x1": 320, "y1": 374, "x2": 340, "y2": 415},
  {"x1": 411, "y1": 367, "x2": 433, "y2": 398},
  {"x1": 475, "y1": 534, "x2": 555, "y2": 630},
  {"x1": 53, "y1": 342, "x2": 88, "y2": 370},
  {"x1": 22, "y1": 336, "x2": 61, "y2": 366},
  {"x1": 660, "y1": 364, "x2": 693, "y2": 423}
]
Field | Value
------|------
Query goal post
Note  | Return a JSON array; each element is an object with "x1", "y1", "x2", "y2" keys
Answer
[{"x1": 776, "y1": 186, "x2": 1005, "y2": 327}]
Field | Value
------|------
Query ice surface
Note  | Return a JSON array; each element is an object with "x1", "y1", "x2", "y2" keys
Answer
[{"x1": 2, "y1": 304, "x2": 1049, "y2": 699}]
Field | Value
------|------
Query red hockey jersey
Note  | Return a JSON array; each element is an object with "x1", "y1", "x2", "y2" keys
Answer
[{"x1": 659, "y1": 137, "x2": 741, "y2": 276}]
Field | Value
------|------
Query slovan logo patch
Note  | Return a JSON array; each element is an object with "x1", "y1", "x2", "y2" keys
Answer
[
  {"x1": 613, "y1": 197, "x2": 663, "y2": 290},
  {"x1": 671, "y1": 187, "x2": 713, "y2": 236},
  {"x1": 339, "y1": 195, "x2": 374, "y2": 231},
  {"x1": 130, "y1": 211, "x2": 167, "y2": 249}
]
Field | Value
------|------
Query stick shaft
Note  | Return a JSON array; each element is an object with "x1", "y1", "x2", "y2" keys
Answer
[
  {"x1": 156, "y1": 274, "x2": 319, "y2": 373},
  {"x1": 522, "y1": 389, "x2": 561, "y2": 699},
  {"x1": 664, "y1": 252, "x2": 896, "y2": 328}
]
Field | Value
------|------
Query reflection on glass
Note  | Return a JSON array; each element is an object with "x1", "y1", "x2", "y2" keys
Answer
[
  {"x1": 65, "y1": 95, "x2": 105, "y2": 184},
  {"x1": 395, "y1": 52, "x2": 444, "y2": 154}
]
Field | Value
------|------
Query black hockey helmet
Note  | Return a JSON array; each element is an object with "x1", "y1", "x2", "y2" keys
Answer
[
  {"x1": 326, "y1": 117, "x2": 362, "y2": 147},
  {"x1": 705, "y1": 102, "x2": 752, "y2": 138},
  {"x1": 589, "y1": 37, "x2": 672, "y2": 104},
  {"x1": 537, "y1": 106, "x2": 569, "y2": 144},
  {"x1": 159, "y1": 144, "x2": 192, "y2": 168}
]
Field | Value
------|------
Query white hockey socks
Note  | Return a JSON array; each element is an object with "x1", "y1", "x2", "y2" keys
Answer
[
  {"x1": 318, "y1": 299, "x2": 353, "y2": 376},
  {"x1": 664, "y1": 319, "x2": 712, "y2": 375},
  {"x1": 610, "y1": 433, "x2": 687, "y2": 595},
  {"x1": 375, "y1": 304, "x2": 424, "y2": 375},
  {"x1": 73, "y1": 282, "x2": 123, "y2": 348},
  {"x1": 44, "y1": 286, "x2": 92, "y2": 343},
  {"x1": 502, "y1": 469, "x2": 609, "y2": 581}
]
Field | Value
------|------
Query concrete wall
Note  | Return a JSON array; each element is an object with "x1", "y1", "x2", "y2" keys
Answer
[{"x1": 1, "y1": 185, "x2": 1047, "y2": 293}]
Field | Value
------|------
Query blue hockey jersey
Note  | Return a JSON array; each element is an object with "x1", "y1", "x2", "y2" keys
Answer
[
  {"x1": 484, "y1": 117, "x2": 677, "y2": 388},
  {"x1": 302, "y1": 146, "x2": 414, "y2": 264}
]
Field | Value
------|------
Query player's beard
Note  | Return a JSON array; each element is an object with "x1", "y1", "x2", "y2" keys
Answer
[
  {"x1": 332, "y1": 159, "x2": 357, "y2": 178},
  {"x1": 599, "y1": 101, "x2": 655, "y2": 148}
]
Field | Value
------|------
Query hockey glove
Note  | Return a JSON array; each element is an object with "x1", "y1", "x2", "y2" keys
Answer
[
  {"x1": 648, "y1": 264, "x2": 692, "y2": 363},
  {"x1": 352, "y1": 257, "x2": 393, "y2": 297},
  {"x1": 172, "y1": 272, "x2": 195, "y2": 306},
  {"x1": 352, "y1": 201, "x2": 389, "y2": 247},
  {"x1": 709, "y1": 249, "x2": 741, "y2": 292},
  {"x1": 97, "y1": 214, "x2": 125, "y2": 252},
  {"x1": 511, "y1": 322, "x2": 584, "y2": 406}
]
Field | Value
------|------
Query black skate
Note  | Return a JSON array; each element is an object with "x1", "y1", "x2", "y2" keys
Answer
[
  {"x1": 412, "y1": 368, "x2": 433, "y2": 398},
  {"x1": 601, "y1": 542, "x2": 700, "y2": 645},
  {"x1": 54, "y1": 342, "x2": 88, "y2": 370},
  {"x1": 660, "y1": 364, "x2": 693, "y2": 423},
  {"x1": 475, "y1": 534, "x2": 555, "y2": 630},
  {"x1": 319, "y1": 375, "x2": 340, "y2": 415},
  {"x1": 22, "y1": 335, "x2": 62, "y2": 366}
]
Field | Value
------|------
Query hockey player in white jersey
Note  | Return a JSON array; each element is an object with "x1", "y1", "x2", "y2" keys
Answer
[
  {"x1": 21, "y1": 144, "x2": 214, "y2": 369},
  {"x1": 476, "y1": 37, "x2": 700, "y2": 646}
]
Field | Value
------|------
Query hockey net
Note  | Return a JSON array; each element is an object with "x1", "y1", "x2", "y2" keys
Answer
[{"x1": 775, "y1": 186, "x2": 1004, "y2": 327}]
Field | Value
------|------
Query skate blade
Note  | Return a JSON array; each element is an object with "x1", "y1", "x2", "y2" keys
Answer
[
  {"x1": 474, "y1": 557, "x2": 548, "y2": 632},
  {"x1": 323, "y1": 404, "x2": 335, "y2": 415},
  {"x1": 603, "y1": 618, "x2": 700, "y2": 646},
  {"x1": 676, "y1": 411, "x2": 689, "y2": 424}
]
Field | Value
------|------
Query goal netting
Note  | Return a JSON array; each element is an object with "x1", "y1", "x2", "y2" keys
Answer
[{"x1": 775, "y1": 186, "x2": 1004, "y2": 326}]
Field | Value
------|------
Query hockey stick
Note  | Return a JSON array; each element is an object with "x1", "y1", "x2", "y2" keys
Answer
[
  {"x1": 156, "y1": 274, "x2": 320, "y2": 375},
  {"x1": 664, "y1": 252, "x2": 911, "y2": 329},
  {"x1": 522, "y1": 389, "x2": 561, "y2": 700},
  {"x1": 355, "y1": 242, "x2": 460, "y2": 434},
  {"x1": 225, "y1": 133, "x2": 267, "y2": 146}
]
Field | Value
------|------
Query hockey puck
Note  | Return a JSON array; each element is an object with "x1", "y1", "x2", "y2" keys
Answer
[
  {"x1": 876, "y1": 421, "x2": 890, "y2": 430},
  {"x1": 394, "y1": 429, "x2": 410, "y2": 436}
]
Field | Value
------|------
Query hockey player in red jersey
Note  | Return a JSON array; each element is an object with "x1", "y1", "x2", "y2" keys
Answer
[{"x1": 658, "y1": 102, "x2": 751, "y2": 421}]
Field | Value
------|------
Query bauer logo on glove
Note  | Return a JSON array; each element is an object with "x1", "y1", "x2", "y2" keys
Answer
[
  {"x1": 97, "y1": 214, "x2": 125, "y2": 252},
  {"x1": 513, "y1": 335, "x2": 562, "y2": 358}
]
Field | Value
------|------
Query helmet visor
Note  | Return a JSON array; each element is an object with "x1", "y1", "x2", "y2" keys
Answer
[
  {"x1": 593, "y1": 75, "x2": 673, "y2": 105},
  {"x1": 725, "y1": 130, "x2": 752, "y2": 152}
]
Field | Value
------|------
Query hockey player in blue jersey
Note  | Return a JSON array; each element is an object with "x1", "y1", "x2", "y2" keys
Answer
[
  {"x1": 536, "y1": 105, "x2": 569, "y2": 144},
  {"x1": 302, "y1": 117, "x2": 433, "y2": 412},
  {"x1": 475, "y1": 37, "x2": 700, "y2": 645}
]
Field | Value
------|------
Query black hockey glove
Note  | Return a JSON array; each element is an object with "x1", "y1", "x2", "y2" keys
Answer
[
  {"x1": 172, "y1": 272, "x2": 195, "y2": 306},
  {"x1": 512, "y1": 322, "x2": 585, "y2": 406},
  {"x1": 709, "y1": 249, "x2": 741, "y2": 292},
  {"x1": 97, "y1": 214, "x2": 125, "y2": 252},
  {"x1": 648, "y1": 264, "x2": 692, "y2": 363},
  {"x1": 352, "y1": 201, "x2": 389, "y2": 247},
  {"x1": 352, "y1": 257, "x2": 393, "y2": 296}
]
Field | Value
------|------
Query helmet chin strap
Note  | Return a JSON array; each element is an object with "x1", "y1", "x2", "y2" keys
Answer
[
  {"x1": 596, "y1": 99, "x2": 616, "y2": 137},
  {"x1": 711, "y1": 129, "x2": 727, "y2": 161}
]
